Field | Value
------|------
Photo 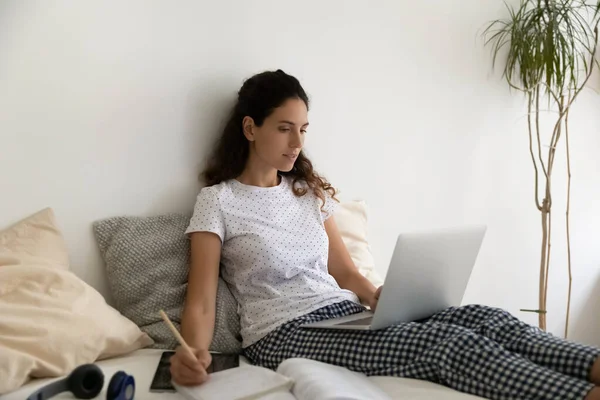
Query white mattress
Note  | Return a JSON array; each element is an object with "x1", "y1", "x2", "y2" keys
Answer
[{"x1": 0, "y1": 349, "x2": 484, "y2": 399}]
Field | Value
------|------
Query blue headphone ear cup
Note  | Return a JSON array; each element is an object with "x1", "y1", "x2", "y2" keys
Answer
[
  {"x1": 107, "y1": 371, "x2": 135, "y2": 400},
  {"x1": 107, "y1": 371, "x2": 126, "y2": 399},
  {"x1": 67, "y1": 364, "x2": 104, "y2": 399}
]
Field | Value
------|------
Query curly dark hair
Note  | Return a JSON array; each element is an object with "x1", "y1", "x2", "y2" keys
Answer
[{"x1": 202, "y1": 69, "x2": 337, "y2": 207}]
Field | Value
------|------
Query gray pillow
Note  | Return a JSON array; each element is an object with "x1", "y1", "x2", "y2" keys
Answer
[{"x1": 92, "y1": 213, "x2": 242, "y2": 354}]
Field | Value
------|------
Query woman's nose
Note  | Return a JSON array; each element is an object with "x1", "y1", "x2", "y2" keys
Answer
[{"x1": 289, "y1": 131, "x2": 303, "y2": 149}]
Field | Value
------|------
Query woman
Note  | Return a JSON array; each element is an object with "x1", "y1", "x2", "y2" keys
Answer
[{"x1": 170, "y1": 69, "x2": 600, "y2": 400}]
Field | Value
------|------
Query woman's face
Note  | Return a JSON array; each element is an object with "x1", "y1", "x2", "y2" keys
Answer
[{"x1": 243, "y1": 97, "x2": 308, "y2": 172}]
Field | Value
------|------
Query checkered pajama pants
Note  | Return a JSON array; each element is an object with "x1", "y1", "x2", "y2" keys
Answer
[{"x1": 243, "y1": 300, "x2": 600, "y2": 400}]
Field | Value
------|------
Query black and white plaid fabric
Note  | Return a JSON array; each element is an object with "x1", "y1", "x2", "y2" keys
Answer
[{"x1": 243, "y1": 300, "x2": 600, "y2": 400}]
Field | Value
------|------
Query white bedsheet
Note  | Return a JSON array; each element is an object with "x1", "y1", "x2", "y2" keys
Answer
[
  {"x1": 370, "y1": 376, "x2": 485, "y2": 399},
  {"x1": 0, "y1": 349, "x2": 485, "y2": 400}
]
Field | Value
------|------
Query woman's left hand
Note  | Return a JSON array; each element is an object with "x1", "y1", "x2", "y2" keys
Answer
[{"x1": 369, "y1": 286, "x2": 383, "y2": 312}]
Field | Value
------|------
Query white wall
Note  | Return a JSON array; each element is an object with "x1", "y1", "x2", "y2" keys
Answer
[{"x1": 1, "y1": 1, "x2": 599, "y2": 344}]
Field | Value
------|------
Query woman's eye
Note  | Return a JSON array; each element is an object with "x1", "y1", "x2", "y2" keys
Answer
[
  {"x1": 279, "y1": 127, "x2": 291, "y2": 132},
  {"x1": 301, "y1": 129, "x2": 307, "y2": 134}
]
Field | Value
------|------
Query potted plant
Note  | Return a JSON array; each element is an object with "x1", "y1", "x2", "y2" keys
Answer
[{"x1": 483, "y1": 0, "x2": 600, "y2": 336}]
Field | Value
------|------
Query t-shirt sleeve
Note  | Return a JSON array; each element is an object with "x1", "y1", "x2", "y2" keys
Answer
[
  {"x1": 320, "y1": 189, "x2": 338, "y2": 221},
  {"x1": 185, "y1": 187, "x2": 226, "y2": 242}
]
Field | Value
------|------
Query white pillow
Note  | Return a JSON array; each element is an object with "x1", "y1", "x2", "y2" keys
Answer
[{"x1": 334, "y1": 200, "x2": 384, "y2": 287}]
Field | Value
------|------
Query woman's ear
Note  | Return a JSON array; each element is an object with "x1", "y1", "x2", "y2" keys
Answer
[{"x1": 242, "y1": 116, "x2": 255, "y2": 142}]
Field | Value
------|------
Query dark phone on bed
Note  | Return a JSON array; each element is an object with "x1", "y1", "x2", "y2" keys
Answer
[{"x1": 149, "y1": 350, "x2": 240, "y2": 392}]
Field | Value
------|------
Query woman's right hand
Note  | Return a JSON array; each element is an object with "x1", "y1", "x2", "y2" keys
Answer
[{"x1": 169, "y1": 346, "x2": 212, "y2": 386}]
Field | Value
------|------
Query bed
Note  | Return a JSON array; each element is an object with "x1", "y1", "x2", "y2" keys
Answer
[
  {"x1": 2, "y1": 349, "x2": 484, "y2": 399},
  {"x1": 0, "y1": 205, "x2": 485, "y2": 400}
]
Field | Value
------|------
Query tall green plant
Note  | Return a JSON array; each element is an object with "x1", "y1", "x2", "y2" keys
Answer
[{"x1": 483, "y1": 0, "x2": 600, "y2": 336}]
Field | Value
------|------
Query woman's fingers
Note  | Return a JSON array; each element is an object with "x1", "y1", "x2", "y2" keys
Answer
[
  {"x1": 170, "y1": 347, "x2": 210, "y2": 386},
  {"x1": 196, "y1": 349, "x2": 213, "y2": 370},
  {"x1": 171, "y1": 356, "x2": 208, "y2": 385},
  {"x1": 176, "y1": 347, "x2": 205, "y2": 373}
]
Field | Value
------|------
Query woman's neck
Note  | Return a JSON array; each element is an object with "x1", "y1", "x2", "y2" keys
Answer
[{"x1": 236, "y1": 151, "x2": 280, "y2": 188}]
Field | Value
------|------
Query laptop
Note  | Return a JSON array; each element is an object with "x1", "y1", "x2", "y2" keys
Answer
[{"x1": 301, "y1": 224, "x2": 487, "y2": 330}]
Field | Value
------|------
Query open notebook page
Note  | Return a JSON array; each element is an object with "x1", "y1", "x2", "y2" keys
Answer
[
  {"x1": 276, "y1": 358, "x2": 392, "y2": 400},
  {"x1": 173, "y1": 364, "x2": 294, "y2": 400}
]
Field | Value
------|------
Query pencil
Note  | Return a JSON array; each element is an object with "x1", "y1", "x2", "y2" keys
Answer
[{"x1": 159, "y1": 309, "x2": 196, "y2": 360}]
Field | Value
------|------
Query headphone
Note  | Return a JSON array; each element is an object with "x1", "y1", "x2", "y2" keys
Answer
[{"x1": 26, "y1": 364, "x2": 135, "y2": 400}]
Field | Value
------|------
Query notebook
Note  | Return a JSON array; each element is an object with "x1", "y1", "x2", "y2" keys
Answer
[
  {"x1": 172, "y1": 358, "x2": 391, "y2": 400},
  {"x1": 172, "y1": 364, "x2": 293, "y2": 400}
]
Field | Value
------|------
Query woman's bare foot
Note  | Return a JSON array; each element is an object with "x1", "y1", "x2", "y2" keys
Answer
[
  {"x1": 590, "y1": 357, "x2": 600, "y2": 385},
  {"x1": 585, "y1": 387, "x2": 600, "y2": 400}
]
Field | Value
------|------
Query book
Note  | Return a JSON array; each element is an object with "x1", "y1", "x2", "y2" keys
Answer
[
  {"x1": 278, "y1": 358, "x2": 391, "y2": 400},
  {"x1": 173, "y1": 358, "x2": 391, "y2": 400},
  {"x1": 173, "y1": 364, "x2": 294, "y2": 400}
]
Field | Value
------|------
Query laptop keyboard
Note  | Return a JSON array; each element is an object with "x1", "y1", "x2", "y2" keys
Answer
[{"x1": 335, "y1": 316, "x2": 373, "y2": 326}]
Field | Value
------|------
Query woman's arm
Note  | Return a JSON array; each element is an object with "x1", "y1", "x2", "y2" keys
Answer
[
  {"x1": 180, "y1": 231, "x2": 222, "y2": 350},
  {"x1": 170, "y1": 231, "x2": 221, "y2": 386},
  {"x1": 325, "y1": 216, "x2": 379, "y2": 308}
]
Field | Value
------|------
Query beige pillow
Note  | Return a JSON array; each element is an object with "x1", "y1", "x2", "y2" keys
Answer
[
  {"x1": 0, "y1": 208, "x2": 154, "y2": 395},
  {"x1": 334, "y1": 200, "x2": 384, "y2": 287},
  {"x1": 0, "y1": 208, "x2": 69, "y2": 270}
]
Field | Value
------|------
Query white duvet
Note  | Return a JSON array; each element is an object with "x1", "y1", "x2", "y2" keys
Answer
[{"x1": 0, "y1": 349, "x2": 484, "y2": 400}]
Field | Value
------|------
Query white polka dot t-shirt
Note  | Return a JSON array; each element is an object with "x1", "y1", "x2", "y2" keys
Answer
[{"x1": 185, "y1": 176, "x2": 360, "y2": 348}]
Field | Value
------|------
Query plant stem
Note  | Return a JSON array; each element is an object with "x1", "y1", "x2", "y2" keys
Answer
[
  {"x1": 547, "y1": 96, "x2": 565, "y2": 179},
  {"x1": 564, "y1": 26, "x2": 600, "y2": 110},
  {"x1": 544, "y1": 203, "x2": 552, "y2": 328},
  {"x1": 541, "y1": 95, "x2": 564, "y2": 329},
  {"x1": 540, "y1": 200, "x2": 549, "y2": 330},
  {"x1": 565, "y1": 97, "x2": 573, "y2": 339},
  {"x1": 528, "y1": 93, "x2": 543, "y2": 211},
  {"x1": 536, "y1": 89, "x2": 549, "y2": 179},
  {"x1": 534, "y1": 85, "x2": 551, "y2": 330},
  {"x1": 562, "y1": 24, "x2": 598, "y2": 339},
  {"x1": 562, "y1": 25, "x2": 598, "y2": 338}
]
